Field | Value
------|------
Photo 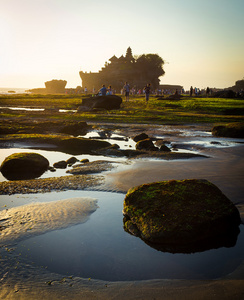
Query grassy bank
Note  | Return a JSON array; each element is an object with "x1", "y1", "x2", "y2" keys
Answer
[{"x1": 0, "y1": 94, "x2": 243, "y2": 124}]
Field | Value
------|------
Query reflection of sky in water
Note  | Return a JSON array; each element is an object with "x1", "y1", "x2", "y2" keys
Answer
[
  {"x1": 0, "y1": 127, "x2": 243, "y2": 181},
  {"x1": 0, "y1": 126, "x2": 243, "y2": 181},
  {"x1": 82, "y1": 132, "x2": 136, "y2": 150},
  {"x1": 0, "y1": 106, "x2": 44, "y2": 111},
  {"x1": 1, "y1": 190, "x2": 243, "y2": 281},
  {"x1": 0, "y1": 148, "x2": 128, "y2": 182}
]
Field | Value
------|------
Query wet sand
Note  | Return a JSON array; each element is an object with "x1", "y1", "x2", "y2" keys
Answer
[
  {"x1": 0, "y1": 197, "x2": 98, "y2": 246},
  {"x1": 0, "y1": 124, "x2": 244, "y2": 299}
]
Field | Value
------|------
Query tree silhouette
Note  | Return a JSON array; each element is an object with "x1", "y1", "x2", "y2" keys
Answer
[{"x1": 135, "y1": 54, "x2": 165, "y2": 87}]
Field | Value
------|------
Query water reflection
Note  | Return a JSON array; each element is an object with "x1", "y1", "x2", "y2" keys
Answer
[
  {"x1": 6, "y1": 191, "x2": 243, "y2": 281},
  {"x1": 125, "y1": 225, "x2": 240, "y2": 254}
]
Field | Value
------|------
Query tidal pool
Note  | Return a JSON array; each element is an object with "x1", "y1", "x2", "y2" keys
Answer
[
  {"x1": 0, "y1": 127, "x2": 243, "y2": 282},
  {"x1": 1, "y1": 190, "x2": 243, "y2": 282}
]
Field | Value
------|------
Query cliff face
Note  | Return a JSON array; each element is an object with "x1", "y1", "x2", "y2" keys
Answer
[{"x1": 45, "y1": 80, "x2": 67, "y2": 93}]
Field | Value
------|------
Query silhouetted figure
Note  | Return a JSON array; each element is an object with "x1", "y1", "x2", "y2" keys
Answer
[
  {"x1": 206, "y1": 87, "x2": 210, "y2": 97},
  {"x1": 123, "y1": 82, "x2": 130, "y2": 101},
  {"x1": 100, "y1": 85, "x2": 107, "y2": 96},
  {"x1": 144, "y1": 83, "x2": 151, "y2": 102},
  {"x1": 107, "y1": 85, "x2": 113, "y2": 95},
  {"x1": 190, "y1": 86, "x2": 193, "y2": 97}
]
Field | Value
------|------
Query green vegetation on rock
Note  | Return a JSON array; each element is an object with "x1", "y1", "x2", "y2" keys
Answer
[
  {"x1": 0, "y1": 152, "x2": 49, "y2": 180},
  {"x1": 123, "y1": 179, "x2": 241, "y2": 246}
]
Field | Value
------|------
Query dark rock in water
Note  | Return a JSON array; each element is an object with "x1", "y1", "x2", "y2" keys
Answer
[
  {"x1": 58, "y1": 138, "x2": 111, "y2": 155},
  {"x1": 212, "y1": 122, "x2": 244, "y2": 138},
  {"x1": 60, "y1": 121, "x2": 90, "y2": 136},
  {"x1": 66, "y1": 157, "x2": 78, "y2": 165},
  {"x1": 0, "y1": 152, "x2": 49, "y2": 180},
  {"x1": 80, "y1": 159, "x2": 89, "y2": 163},
  {"x1": 159, "y1": 144, "x2": 171, "y2": 152},
  {"x1": 53, "y1": 160, "x2": 68, "y2": 169},
  {"x1": 77, "y1": 95, "x2": 122, "y2": 111},
  {"x1": 123, "y1": 179, "x2": 241, "y2": 253},
  {"x1": 135, "y1": 138, "x2": 157, "y2": 151},
  {"x1": 48, "y1": 166, "x2": 56, "y2": 172},
  {"x1": 133, "y1": 133, "x2": 149, "y2": 142}
]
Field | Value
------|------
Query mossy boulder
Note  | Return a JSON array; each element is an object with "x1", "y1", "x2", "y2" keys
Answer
[
  {"x1": 212, "y1": 122, "x2": 244, "y2": 138},
  {"x1": 0, "y1": 152, "x2": 49, "y2": 180},
  {"x1": 123, "y1": 179, "x2": 241, "y2": 252}
]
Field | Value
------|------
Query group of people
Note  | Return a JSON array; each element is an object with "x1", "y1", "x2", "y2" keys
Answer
[
  {"x1": 99, "y1": 85, "x2": 113, "y2": 96},
  {"x1": 123, "y1": 82, "x2": 151, "y2": 102},
  {"x1": 99, "y1": 82, "x2": 151, "y2": 102}
]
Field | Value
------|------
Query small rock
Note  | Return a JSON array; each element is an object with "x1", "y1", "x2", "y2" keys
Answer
[{"x1": 53, "y1": 161, "x2": 67, "y2": 169}]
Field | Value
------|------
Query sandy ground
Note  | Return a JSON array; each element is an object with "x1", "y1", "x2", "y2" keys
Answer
[
  {"x1": 0, "y1": 197, "x2": 98, "y2": 246},
  {"x1": 0, "y1": 123, "x2": 244, "y2": 299}
]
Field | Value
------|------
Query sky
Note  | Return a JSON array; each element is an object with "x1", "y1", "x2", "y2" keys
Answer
[{"x1": 0, "y1": 0, "x2": 244, "y2": 90}]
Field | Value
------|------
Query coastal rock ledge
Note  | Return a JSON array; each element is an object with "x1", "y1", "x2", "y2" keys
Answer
[{"x1": 123, "y1": 179, "x2": 241, "y2": 252}]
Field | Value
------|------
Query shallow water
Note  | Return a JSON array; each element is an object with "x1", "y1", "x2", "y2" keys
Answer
[
  {"x1": 0, "y1": 127, "x2": 244, "y2": 282},
  {"x1": 1, "y1": 190, "x2": 244, "y2": 281}
]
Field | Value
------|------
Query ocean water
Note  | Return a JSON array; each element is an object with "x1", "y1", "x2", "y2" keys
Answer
[{"x1": 0, "y1": 87, "x2": 29, "y2": 94}]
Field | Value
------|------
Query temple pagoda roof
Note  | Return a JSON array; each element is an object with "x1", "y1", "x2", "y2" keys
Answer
[{"x1": 109, "y1": 55, "x2": 118, "y2": 62}]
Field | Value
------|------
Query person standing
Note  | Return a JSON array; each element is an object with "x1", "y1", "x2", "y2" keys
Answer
[
  {"x1": 107, "y1": 85, "x2": 113, "y2": 95},
  {"x1": 144, "y1": 83, "x2": 151, "y2": 103},
  {"x1": 100, "y1": 84, "x2": 107, "y2": 96},
  {"x1": 123, "y1": 82, "x2": 130, "y2": 101}
]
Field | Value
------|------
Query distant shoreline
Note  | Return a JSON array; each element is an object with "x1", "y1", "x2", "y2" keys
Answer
[{"x1": 0, "y1": 87, "x2": 29, "y2": 94}]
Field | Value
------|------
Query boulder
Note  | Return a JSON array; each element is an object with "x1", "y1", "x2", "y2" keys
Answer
[
  {"x1": 53, "y1": 160, "x2": 67, "y2": 169},
  {"x1": 135, "y1": 138, "x2": 157, "y2": 151},
  {"x1": 123, "y1": 179, "x2": 241, "y2": 252},
  {"x1": 66, "y1": 157, "x2": 79, "y2": 165},
  {"x1": 77, "y1": 95, "x2": 122, "y2": 111},
  {"x1": 159, "y1": 144, "x2": 171, "y2": 152},
  {"x1": 133, "y1": 133, "x2": 149, "y2": 142},
  {"x1": 60, "y1": 121, "x2": 90, "y2": 136},
  {"x1": 212, "y1": 122, "x2": 244, "y2": 138},
  {"x1": 80, "y1": 159, "x2": 89, "y2": 163},
  {"x1": 0, "y1": 153, "x2": 49, "y2": 180}
]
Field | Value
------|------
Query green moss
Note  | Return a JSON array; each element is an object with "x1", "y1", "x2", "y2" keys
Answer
[{"x1": 123, "y1": 179, "x2": 240, "y2": 243}]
